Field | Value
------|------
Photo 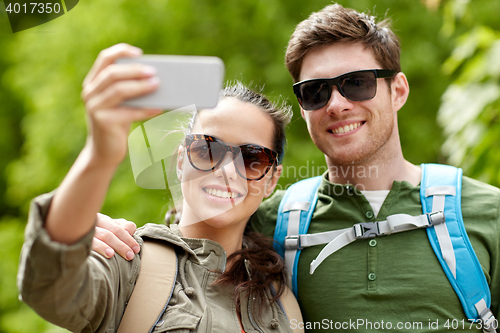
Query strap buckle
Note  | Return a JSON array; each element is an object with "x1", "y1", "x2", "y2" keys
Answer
[
  {"x1": 427, "y1": 211, "x2": 445, "y2": 225},
  {"x1": 284, "y1": 235, "x2": 302, "y2": 251},
  {"x1": 479, "y1": 307, "x2": 497, "y2": 333},
  {"x1": 353, "y1": 222, "x2": 380, "y2": 239}
]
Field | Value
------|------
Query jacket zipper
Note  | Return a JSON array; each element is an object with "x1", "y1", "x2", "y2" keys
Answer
[
  {"x1": 247, "y1": 295, "x2": 264, "y2": 333},
  {"x1": 221, "y1": 250, "x2": 227, "y2": 273}
]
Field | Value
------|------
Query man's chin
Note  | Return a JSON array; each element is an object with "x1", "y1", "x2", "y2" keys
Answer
[{"x1": 323, "y1": 147, "x2": 369, "y2": 166}]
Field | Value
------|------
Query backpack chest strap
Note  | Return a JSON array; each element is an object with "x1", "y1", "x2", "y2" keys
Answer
[{"x1": 300, "y1": 211, "x2": 445, "y2": 274}]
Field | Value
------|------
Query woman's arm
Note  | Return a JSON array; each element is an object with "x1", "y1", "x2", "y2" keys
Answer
[
  {"x1": 45, "y1": 43, "x2": 162, "y2": 244},
  {"x1": 18, "y1": 44, "x2": 160, "y2": 330},
  {"x1": 18, "y1": 192, "x2": 142, "y2": 332}
]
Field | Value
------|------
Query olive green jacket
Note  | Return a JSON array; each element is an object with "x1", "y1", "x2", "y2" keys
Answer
[{"x1": 18, "y1": 192, "x2": 293, "y2": 333}]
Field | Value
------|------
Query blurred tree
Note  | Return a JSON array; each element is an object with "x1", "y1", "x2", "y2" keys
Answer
[
  {"x1": 0, "y1": 0, "x2": 467, "y2": 331},
  {"x1": 0, "y1": 7, "x2": 34, "y2": 331},
  {"x1": 0, "y1": 5, "x2": 23, "y2": 218},
  {"x1": 435, "y1": 0, "x2": 500, "y2": 186}
]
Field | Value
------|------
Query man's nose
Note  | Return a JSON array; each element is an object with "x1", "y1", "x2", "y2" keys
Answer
[{"x1": 324, "y1": 86, "x2": 355, "y2": 116}]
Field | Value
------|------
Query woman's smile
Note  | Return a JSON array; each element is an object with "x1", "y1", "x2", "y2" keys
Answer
[{"x1": 202, "y1": 186, "x2": 243, "y2": 199}]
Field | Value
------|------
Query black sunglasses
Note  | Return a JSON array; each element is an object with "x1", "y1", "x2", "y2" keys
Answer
[
  {"x1": 184, "y1": 134, "x2": 278, "y2": 181},
  {"x1": 293, "y1": 69, "x2": 397, "y2": 111}
]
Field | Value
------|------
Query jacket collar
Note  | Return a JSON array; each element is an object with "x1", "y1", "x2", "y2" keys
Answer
[{"x1": 136, "y1": 223, "x2": 227, "y2": 273}]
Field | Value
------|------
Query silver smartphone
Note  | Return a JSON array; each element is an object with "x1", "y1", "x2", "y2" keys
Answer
[{"x1": 116, "y1": 55, "x2": 225, "y2": 110}]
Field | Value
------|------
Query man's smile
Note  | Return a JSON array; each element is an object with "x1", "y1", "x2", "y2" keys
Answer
[{"x1": 327, "y1": 121, "x2": 365, "y2": 135}]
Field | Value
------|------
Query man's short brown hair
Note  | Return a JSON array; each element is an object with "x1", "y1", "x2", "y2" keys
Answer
[{"x1": 285, "y1": 3, "x2": 401, "y2": 82}]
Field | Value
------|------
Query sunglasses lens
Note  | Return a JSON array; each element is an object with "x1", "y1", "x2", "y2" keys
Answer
[
  {"x1": 189, "y1": 139, "x2": 225, "y2": 171},
  {"x1": 297, "y1": 80, "x2": 330, "y2": 111},
  {"x1": 239, "y1": 146, "x2": 272, "y2": 180},
  {"x1": 340, "y1": 71, "x2": 377, "y2": 101}
]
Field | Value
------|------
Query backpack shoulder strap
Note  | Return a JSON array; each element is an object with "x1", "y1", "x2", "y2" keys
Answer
[
  {"x1": 117, "y1": 239, "x2": 177, "y2": 333},
  {"x1": 421, "y1": 163, "x2": 495, "y2": 331},
  {"x1": 279, "y1": 285, "x2": 304, "y2": 333},
  {"x1": 274, "y1": 176, "x2": 322, "y2": 297}
]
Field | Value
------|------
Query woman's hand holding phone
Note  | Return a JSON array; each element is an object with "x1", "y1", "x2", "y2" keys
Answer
[
  {"x1": 81, "y1": 43, "x2": 163, "y2": 167},
  {"x1": 44, "y1": 44, "x2": 162, "y2": 245}
]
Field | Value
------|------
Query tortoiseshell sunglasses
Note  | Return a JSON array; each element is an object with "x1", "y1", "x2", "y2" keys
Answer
[{"x1": 184, "y1": 134, "x2": 278, "y2": 181}]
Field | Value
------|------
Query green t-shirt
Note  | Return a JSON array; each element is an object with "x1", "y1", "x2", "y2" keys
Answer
[{"x1": 251, "y1": 173, "x2": 500, "y2": 332}]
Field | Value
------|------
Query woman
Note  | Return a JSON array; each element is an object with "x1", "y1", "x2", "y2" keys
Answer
[{"x1": 17, "y1": 44, "x2": 301, "y2": 332}]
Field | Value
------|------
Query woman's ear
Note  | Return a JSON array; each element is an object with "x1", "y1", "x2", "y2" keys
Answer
[
  {"x1": 264, "y1": 164, "x2": 283, "y2": 198},
  {"x1": 176, "y1": 146, "x2": 184, "y2": 181}
]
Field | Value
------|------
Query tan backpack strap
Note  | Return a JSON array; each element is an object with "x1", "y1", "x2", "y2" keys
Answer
[
  {"x1": 274, "y1": 283, "x2": 304, "y2": 333},
  {"x1": 117, "y1": 239, "x2": 177, "y2": 333}
]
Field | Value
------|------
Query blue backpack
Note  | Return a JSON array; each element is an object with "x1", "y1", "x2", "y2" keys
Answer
[{"x1": 273, "y1": 164, "x2": 496, "y2": 332}]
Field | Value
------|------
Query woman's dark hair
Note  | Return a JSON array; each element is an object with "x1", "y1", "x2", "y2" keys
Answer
[
  {"x1": 217, "y1": 226, "x2": 287, "y2": 319},
  {"x1": 166, "y1": 81, "x2": 292, "y2": 317}
]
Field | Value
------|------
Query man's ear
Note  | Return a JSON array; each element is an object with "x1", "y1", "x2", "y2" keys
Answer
[
  {"x1": 264, "y1": 164, "x2": 283, "y2": 197},
  {"x1": 176, "y1": 146, "x2": 184, "y2": 181},
  {"x1": 391, "y1": 72, "x2": 409, "y2": 113}
]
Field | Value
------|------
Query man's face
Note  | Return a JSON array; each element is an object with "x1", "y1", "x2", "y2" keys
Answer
[{"x1": 298, "y1": 42, "x2": 406, "y2": 167}]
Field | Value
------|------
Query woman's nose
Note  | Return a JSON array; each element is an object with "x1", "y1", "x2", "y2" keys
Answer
[{"x1": 214, "y1": 152, "x2": 239, "y2": 180}]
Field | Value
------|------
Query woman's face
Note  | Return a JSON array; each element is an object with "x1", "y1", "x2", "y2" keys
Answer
[{"x1": 177, "y1": 97, "x2": 282, "y2": 232}]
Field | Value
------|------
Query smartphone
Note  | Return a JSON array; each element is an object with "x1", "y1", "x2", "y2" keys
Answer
[{"x1": 116, "y1": 55, "x2": 224, "y2": 110}]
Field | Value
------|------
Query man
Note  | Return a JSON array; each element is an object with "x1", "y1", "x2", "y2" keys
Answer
[
  {"x1": 95, "y1": 4, "x2": 500, "y2": 332},
  {"x1": 250, "y1": 4, "x2": 500, "y2": 331}
]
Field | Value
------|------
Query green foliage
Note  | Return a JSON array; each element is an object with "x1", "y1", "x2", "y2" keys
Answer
[
  {"x1": 0, "y1": 9, "x2": 23, "y2": 217},
  {"x1": 437, "y1": 0, "x2": 500, "y2": 185}
]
